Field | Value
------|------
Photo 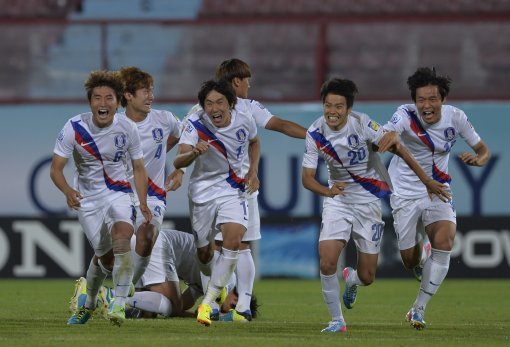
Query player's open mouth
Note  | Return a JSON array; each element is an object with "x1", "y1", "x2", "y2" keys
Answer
[{"x1": 98, "y1": 109, "x2": 109, "y2": 117}]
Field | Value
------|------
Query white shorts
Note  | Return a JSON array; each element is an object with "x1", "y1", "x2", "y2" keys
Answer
[
  {"x1": 391, "y1": 194, "x2": 457, "y2": 250},
  {"x1": 190, "y1": 194, "x2": 248, "y2": 248},
  {"x1": 78, "y1": 194, "x2": 135, "y2": 257},
  {"x1": 319, "y1": 198, "x2": 384, "y2": 255},
  {"x1": 215, "y1": 194, "x2": 260, "y2": 242},
  {"x1": 136, "y1": 233, "x2": 177, "y2": 287},
  {"x1": 134, "y1": 199, "x2": 165, "y2": 231}
]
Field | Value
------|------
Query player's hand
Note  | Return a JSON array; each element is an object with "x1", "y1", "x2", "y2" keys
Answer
[
  {"x1": 65, "y1": 189, "x2": 82, "y2": 210},
  {"x1": 192, "y1": 141, "x2": 210, "y2": 158},
  {"x1": 139, "y1": 203, "x2": 153, "y2": 224},
  {"x1": 377, "y1": 131, "x2": 399, "y2": 153},
  {"x1": 165, "y1": 169, "x2": 184, "y2": 191},
  {"x1": 244, "y1": 170, "x2": 259, "y2": 194},
  {"x1": 458, "y1": 152, "x2": 481, "y2": 166},
  {"x1": 425, "y1": 179, "x2": 451, "y2": 202},
  {"x1": 327, "y1": 182, "x2": 347, "y2": 198}
]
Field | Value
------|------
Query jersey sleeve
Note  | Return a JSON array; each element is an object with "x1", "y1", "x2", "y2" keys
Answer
[
  {"x1": 362, "y1": 117, "x2": 385, "y2": 146},
  {"x1": 178, "y1": 119, "x2": 199, "y2": 146},
  {"x1": 248, "y1": 114, "x2": 258, "y2": 140},
  {"x1": 127, "y1": 122, "x2": 143, "y2": 160},
  {"x1": 302, "y1": 129, "x2": 319, "y2": 169},
  {"x1": 383, "y1": 106, "x2": 409, "y2": 134},
  {"x1": 53, "y1": 121, "x2": 74, "y2": 158},
  {"x1": 166, "y1": 111, "x2": 183, "y2": 138},
  {"x1": 248, "y1": 99, "x2": 274, "y2": 128},
  {"x1": 455, "y1": 109, "x2": 481, "y2": 147}
]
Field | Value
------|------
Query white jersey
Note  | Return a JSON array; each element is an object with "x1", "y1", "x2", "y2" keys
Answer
[
  {"x1": 302, "y1": 112, "x2": 392, "y2": 203},
  {"x1": 120, "y1": 110, "x2": 182, "y2": 204},
  {"x1": 189, "y1": 97, "x2": 272, "y2": 176},
  {"x1": 53, "y1": 112, "x2": 143, "y2": 210},
  {"x1": 384, "y1": 104, "x2": 481, "y2": 198},
  {"x1": 179, "y1": 109, "x2": 257, "y2": 203}
]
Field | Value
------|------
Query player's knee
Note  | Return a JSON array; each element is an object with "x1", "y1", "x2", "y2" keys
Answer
[
  {"x1": 358, "y1": 270, "x2": 375, "y2": 285},
  {"x1": 319, "y1": 260, "x2": 337, "y2": 275}
]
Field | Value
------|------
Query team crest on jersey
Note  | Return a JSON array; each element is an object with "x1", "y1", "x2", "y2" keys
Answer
[
  {"x1": 347, "y1": 134, "x2": 360, "y2": 148},
  {"x1": 367, "y1": 120, "x2": 380, "y2": 131},
  {"x1": 236, "y1": 129, "x2": 247, "y2": 142},
  {"x1": 444, "y1": 127, "x2": 456, "y2": 141},
  {"x1": 152, "y1": 128, "x2": 163, "y2": 143},
  {"x1": 114, "y1": 134, "x2": 127, "y2": 149},
  {"x1": 390, "y1": 114, "x2": 401, "y2": 124}
]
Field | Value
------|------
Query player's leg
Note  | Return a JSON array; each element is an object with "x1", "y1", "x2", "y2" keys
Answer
[
  {"x1": 232, "y1": 195, "x2": 260, "y2": 320},
  {"x1": 125, "y1": 281, "x2": 180, "y2": 317},
  {"x1": 132, "y1": 202, "x2": 164, "y2": 284},
  {"x1": 67, "y1": 208, "x2": 110, "y2": 324},
  {"x1": 318, "y1": 198, "x2": 349, "y2": 332},
  {"x1": 391, "y1": 195, "x2": 426, "y2": 277},
  {"x1": 407, "y1": 198, "x2": 456, "y2": 330},
  {"x1": 343, "y1": 200, "x2": 383, "y2": 310},
  {"x1": 106, "y1": 197, "x2": 136, "y2": 326}
]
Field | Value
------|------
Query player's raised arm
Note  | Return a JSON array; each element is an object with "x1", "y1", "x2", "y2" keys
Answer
[{"x1": 458, "y1": 140, "x2": 491, "y2": 167}]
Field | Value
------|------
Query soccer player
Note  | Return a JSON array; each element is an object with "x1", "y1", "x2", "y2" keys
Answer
[
  {"x1": 301, "y1": 77, "x2": 447, "y2": 333},
  {"x1": 117, "y1": 66, "x2": 183, "y2": 284},
  {"x1": 51, "y1": 70, "x2": 152, "y2": 326},
  {"x1": 71, "y1": 229, "x2": 259, "y2": 320},
  {"x1": 189, "y1": 58, "x2": 307, "y2": 320},
  {"x1": 174, "y1": 79, "x2": 260, "y2": 326},
  {"x1": 381, "y1": 67, "x2": 490, "y2": 330}
]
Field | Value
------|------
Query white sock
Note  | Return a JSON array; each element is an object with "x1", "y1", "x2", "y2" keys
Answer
[
  {"x1": 199, "y1": 250, "x2": 220, "y2": 292},
  {"x1": 112, "y1": 251, "x2": 134, "y2": 307},
  {"x1": 85, "y1": 258, "x2": 107, "y2": 309},
  {"x1": 202, "y1": 248, "x2": 238, "y2": 306},
  {"x1": 348, "y1": 269, "x2": 364, "y2": 286},
  {"x1": 415, "y1": 248, "x2": 450, "y2": 310},
  {"x1": 235, "y1": 249, "x2": 255, "y2": 313},
  {"x1": 320, "y1": 272, "x2": 344, "y2": 322},
  {"x1": 128, "y1": 291, "x2": 172, "y2": 317},
  {"x1": 132, "y1": 252, "x2": 150, "y2": 285}
]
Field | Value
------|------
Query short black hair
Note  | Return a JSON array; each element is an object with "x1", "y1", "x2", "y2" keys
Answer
[
  {"x1": 407, "y1": 67, "x2": 452, "y2": 102},
  {"x1": 198, "y1": 79, "x2": 237, "y2": 109},
  {"x1": 319, "y1": 77, "x2": 358, "y2": 109}
]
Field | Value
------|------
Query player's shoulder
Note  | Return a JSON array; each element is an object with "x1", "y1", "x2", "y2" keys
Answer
[
  {"x1": 150, "y1": 108, "x2": 181, "y2": 125},
  {"x1": 306, "y1": 116, "x2": 325, "y2": 134},
  {"x1": 236, "y1": 97, "x2": 267, "y2": 112}
]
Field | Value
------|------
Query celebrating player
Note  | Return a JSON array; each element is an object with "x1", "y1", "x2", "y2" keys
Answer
[
  {"x1": 175, "y1": 79, "x2": 260, "y2": 326},
  {"x1": 380, "y1": 67, "x2": 490, "y2": 330},
  {"x1": 51, "y1": 70, "x2": 151, "y2": 326},
  {"x1": 301, "y1": 77, "x2": 446, "y2": 333}
]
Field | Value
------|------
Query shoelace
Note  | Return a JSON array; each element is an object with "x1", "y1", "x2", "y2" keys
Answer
[{"x1": 74, "y1": 308, "x2": 89, "y2": 321}]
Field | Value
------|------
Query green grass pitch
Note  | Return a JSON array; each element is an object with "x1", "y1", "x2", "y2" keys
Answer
[{"x1": 0, "y1": 278, "x2": 508, "y2": 346}]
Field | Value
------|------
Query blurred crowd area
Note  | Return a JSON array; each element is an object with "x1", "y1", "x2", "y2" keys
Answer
[{"x1": 1, "y1": 0, "x2": 509, "y2": 102}]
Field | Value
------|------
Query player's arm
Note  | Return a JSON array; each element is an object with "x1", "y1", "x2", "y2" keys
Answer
[
  {"x1": 391, "y1": 141, "x2": 451, "y2": 201},
  {"x1": 132, "y1": 158, "x2": 152, "y2": 223},
  {"x1": 50, "y1": 154, "x2": 83, "y2": 209},
  {"x1": 459, "y1": 140, "x2": 491, "y2": 167},
  {"x1": 166, "y1": 135, "x2": 180, "y2": 153},
  {"x1": 265, "y1": 116, "x2": 307, "y2": 139},
  {"x1": 173, "y1": 142, "x2": 209, "y2": 169},
  {"x1": 302, "y1": 167, "x2": 346, "y2": 198},
  {"x1": 245, "y1": 136, "x2": 260, "y2": 194}
]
